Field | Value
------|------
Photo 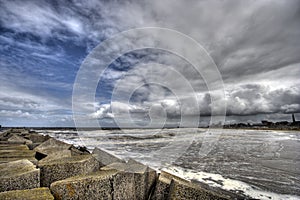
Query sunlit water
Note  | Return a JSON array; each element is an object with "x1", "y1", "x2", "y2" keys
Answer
[{"x1": 34, "y1": 128, "x2": 300, "y2": 200}]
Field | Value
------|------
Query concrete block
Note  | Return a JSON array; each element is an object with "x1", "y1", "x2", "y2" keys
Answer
[
  {"x1": 50, "y1": 170, "x2": 118, "y2": 200},
  {"x1": 150, "y1": 171, "x2": 187, "y2": 200},
  {"x1": 0, "y1": 129, "x2": 12, "y2": 141},
  {"x1": 0, "y1": 144, "x2": 29, "y2": 151},
  {"x1": 0, "y1": 159, "x2": 40, "y2": 192},
  {"x1": 168, "y1": 178, "x2": 230, "y2": 200},
  {"x1": 70, "y1": 145, "x2": 90, "y2": 156},
  {"x1": 38, "y1": 155, "x2": 100, "y2": 187},
  {"x1": 34, "y1": 138, "x2": 72, "y2": 157},
  {"x1": 0, "y1": 187, "x2": 54, "y2": 200},
  {"x1": 0, "y1": 146, "x2": 37, "y2": 164},
  {"x1": 92, "y1": 147, "x2": 124, "y2": 167},
  {"x1": 101, "y1": 159, "x2": 157, "y2": 200},
  {"x1": 27, "y1": 134, "x2": 50, "y2": 143},
  {"x1": 39, "y1": 150, "x2": 72, "y2": 162},
  {"x1": 8, "y1": 134, "x2": 32, "y2": 144},
  {"x1": 27, "y1": 143, "x2": 41, "y2": 150}
]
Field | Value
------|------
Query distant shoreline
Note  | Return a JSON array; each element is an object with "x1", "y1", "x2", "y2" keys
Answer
[{"x1": 1, "y1": 126, "x2": 299, "y2": 131}]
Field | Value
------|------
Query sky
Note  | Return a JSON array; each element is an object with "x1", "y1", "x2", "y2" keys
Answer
[{"x1": 0, "y1": 0, "x2": 300, "y2": 127}]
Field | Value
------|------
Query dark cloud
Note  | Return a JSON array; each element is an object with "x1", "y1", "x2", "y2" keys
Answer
[
  {"x1": 0, "y1": 0, "x2": 299, "y2": 126},
  {"x1": 225, "y1": 84, "x2": 300, "y2": 115}
]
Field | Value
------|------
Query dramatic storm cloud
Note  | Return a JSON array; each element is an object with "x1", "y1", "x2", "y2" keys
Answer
[{"x1": 0, "y1": 0, "x2": 299, "y2": 126}]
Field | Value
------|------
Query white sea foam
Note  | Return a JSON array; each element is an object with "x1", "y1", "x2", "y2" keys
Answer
[
  {"x1": 164, "y1": 166, "x2": 300, "y2": 200},
  {"x1": 36, "y1": 128, "x2": 300, "y2": 199}
]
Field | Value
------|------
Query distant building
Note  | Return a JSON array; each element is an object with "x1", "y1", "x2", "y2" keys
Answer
[
  {"x1": 261, "y1": 120, "x2": 273, "y2": 126},
  {"x1": 275, "y1": 121, "x2": 289, "y2": 126}
]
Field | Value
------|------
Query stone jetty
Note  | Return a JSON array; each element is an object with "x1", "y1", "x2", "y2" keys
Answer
[{"x1": 0, "y1": 128, "x2": 241, "y2": 199}]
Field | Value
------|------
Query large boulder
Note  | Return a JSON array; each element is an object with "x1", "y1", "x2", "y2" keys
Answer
[
  {"x1": 0, "y1": 159, "x2": 40, "y2": 192},
  {"x1": 101, "y1": 159, "x2": 157, "y2": 200},
  {"x1": 92, "y1": 147, "x2": 124, "y2": 167},
  {"x1": 0, "y1": 187, "x2": 54, "y2": 200},
  {"x1": 38, "y1": 155, "x2": 100, "y2": 187},
  {"x1": 50, "y1": 169, "x2": 118, "y2": 200}
]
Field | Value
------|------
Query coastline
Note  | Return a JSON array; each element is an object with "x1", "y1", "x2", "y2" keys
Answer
[{"x1": 0, "y1": 128, "x2": 243, "y2": 200}]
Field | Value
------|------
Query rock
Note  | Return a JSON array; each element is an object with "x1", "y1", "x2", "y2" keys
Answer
[
  {"x1": 92, "y1": 147, "x2": 124, "y2": 167},
  {"x1": 8, "y1": 134, "x2": 32, "y2": 144},
  {"x1": 168, "y1": 178, "x2": 230, "y2": 200},
  {"x1": 34, "y1": 138, "x2": 72, "y2": 157},
  {"x1": 101, "y1": 159, "x2": 157, "y2": 200},
  {"x1": 0, "y1": 159, "x2": 40, "y2": 192},
  {"x1": 38, "y1": 155, "x2": 100, "y2": 187},
  {"x1": 0, "y1": 187, "x2": 54, "y2": 200},
  {"x1": 50, "y1": 169, "x2": 118, "y2": 200}
]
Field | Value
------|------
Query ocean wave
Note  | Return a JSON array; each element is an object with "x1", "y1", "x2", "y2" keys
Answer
[{"x1": 163, "y1": 166, "x2": 300, "y2": 200}]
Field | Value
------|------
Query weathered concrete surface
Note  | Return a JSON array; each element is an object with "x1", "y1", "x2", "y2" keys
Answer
[
  {"x1": 0, "y1": 144, "x2": 29, "y2": 150},
  {"x1": 38, "y1": 154, "x2": 100, "y2": 187},
  {"x1": 0, "y1": 187, "x2": 54, "y2": 200},
  {"x1": 101, "y1": 159, "x2": 157, "y2": 200},
  {"x1": 34, "y1": 138, "x2": 72, "y2": 157},
  {"x1": 168, "y1": 178, "x2": 230, "y2": 200},
  {"x1": 0, "y1": 130, "x2": 12, "y2": 141},
  {"x1": 27, "y1": 143, "x2": 42, "y2": 150},
  {"x1": 0, "y1": 129, "x2": 29, "y2": 140},
  {"x1": 0, "y1": 159, "x2": 40, "y2": 192},
  {"x1": 8, "y1": 134, "x2": 32, "y2": 144},
  {"x1": 25, "y1": 134, "x2": 51, "y2": 150},
  {"x1": 70, "y1": 145, "x2": 90, "y2": 156},
  {"x1": 0, "y1": 140, "x2": 26, "y2": 145},
  {"x1": 92, "y1": 147, "x2": 124, "y2": 167},
  {"x1": 150, "y1": 171, "x2": 186, "y2": 200},
  {"x1": 0, "y1": 144, "x2": 37, "y2": 164},
  {"x1": 10, "y1": 128, "x2": 29, "y2": 134},
  {"x1": 50, "y1": 169, "x2": 118, "y2": 200},
  {"x1": 26, "y1": 133, "x2": 50, "y2": 143},
  {"x1": 39, "y1": 150, "x2": 72, "y2": 162}
]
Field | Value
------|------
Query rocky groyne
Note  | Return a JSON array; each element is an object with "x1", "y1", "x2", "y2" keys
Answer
[{"x1": 0, "y1": 128, "x2": 238, "y2": 200}]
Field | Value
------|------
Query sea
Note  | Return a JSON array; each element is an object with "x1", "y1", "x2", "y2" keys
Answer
[{"x1": 33, "y1": 128, "x2": 300, "y2": 200}]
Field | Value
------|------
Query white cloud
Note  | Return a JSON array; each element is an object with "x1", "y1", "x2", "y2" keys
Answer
[
  {"x1": 1, "y1": 0, "x2": 300, "y2": 126},
  {"x1": 89, "y1": 104, "x2": 114, "y2": 119}
]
